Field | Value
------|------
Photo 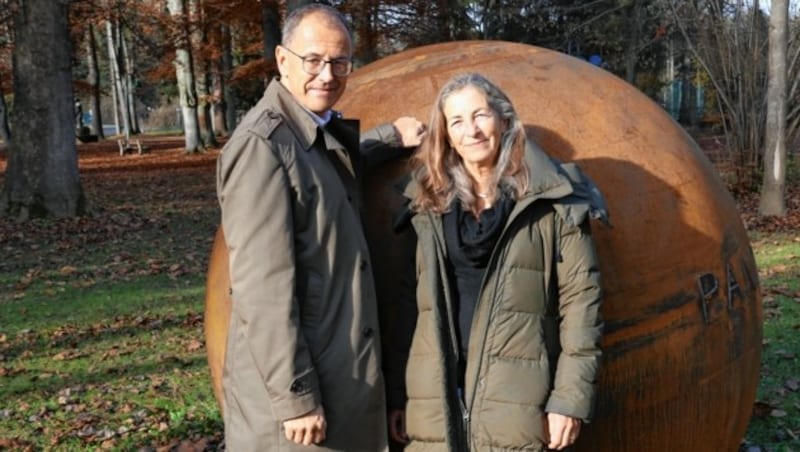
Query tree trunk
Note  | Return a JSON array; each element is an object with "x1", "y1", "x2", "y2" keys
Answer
[
  {"x1": 86, "y1": 23, "x2": 104, "y2": 139},
  {"x1": 122, "y1": 31, "x2": 140, "y2": 134},
  {"x1": 0, "y1": 72, "x2": 11, "y2": 145},
  {"x1": 481, "y1": 0, "x2": 499, "y2": 40},
  {"x1": 197, "y1": 66, "x2": 217, "y2": 146},
  {"x1": 168, "y1": 0, "x2": 202, "y2": 153},
  {"x1": 210, "y1": 70, "x2": 225, "y2": 136},
  {"x1": 1, "y1": 0, "x2": 85, "y2": 219},
  {"x1": 350, "y1": 0, "x2": 378, "y2": 66},
  {"x1": 107, "y1": 20, "x2": 131, "y2": 139},
  {"x1": 106, "y1": 20, "x2": 120, "y2": 135},
  {"x1": 435, "y1": 0, "x2": 468, "y2": 41},
  {"x1": 678, "y1": 56, "x2": 698, "y2": 127},
  {"x1": 262, "y1": 2, "x2": 281, "y2": 77},
  {"x1": 192, "y1": 0, "x2": 217, "y2": 147},
  {"x1": 221, "y1": 24, "x2": 237, "y2": 132},
  {"x1": 210, "y1": 35, "x2": 228, "y2": 136},
  {"x1": 623, "y1": 0, "x2": 643, "y2": 84},
  {"x1": 759, "y1": 0, "x2": 788, "y2": 217}
]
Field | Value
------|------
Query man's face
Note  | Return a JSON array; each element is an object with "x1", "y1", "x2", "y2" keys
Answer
[{"x1": 276, "y1": 13, "x2": 352, "y2": 114}]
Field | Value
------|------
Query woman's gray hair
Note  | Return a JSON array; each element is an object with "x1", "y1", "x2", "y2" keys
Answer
[
  {"x1": 281, "y1": 4, "x2": 352, "y2": 49},
  {"x1": 432, "y1": 73, "x2": 528, "y2": 212}
]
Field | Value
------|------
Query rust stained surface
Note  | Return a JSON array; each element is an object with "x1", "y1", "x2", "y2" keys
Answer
[{"x1": 205, "y1": 41, "x2": 762, "y2": 450}]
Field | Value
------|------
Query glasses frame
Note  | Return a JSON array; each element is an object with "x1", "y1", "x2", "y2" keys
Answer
[{"x1": 281, "y1": 46, "x2": 353, "y2": 77}]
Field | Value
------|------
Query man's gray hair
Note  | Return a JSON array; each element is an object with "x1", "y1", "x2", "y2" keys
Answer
[{"x1": 281, "y1": 4, "x2": 352, "y2": 47}]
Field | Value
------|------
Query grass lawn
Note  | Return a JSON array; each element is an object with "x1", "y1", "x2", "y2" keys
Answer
[
  {"x1": 743, "y1": 233, "x2": 800, "y2": 451},
  {"x1": 0, "y1": 138, "x2": 223, "y2": 450},
  {"x1": 0, "y1": 136, "x2": 798, "y2": 450}
]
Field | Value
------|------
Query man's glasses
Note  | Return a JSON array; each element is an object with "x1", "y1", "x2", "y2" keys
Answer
[{"x1": 282, "y1": 46, "x2": 353, "y2": 77}]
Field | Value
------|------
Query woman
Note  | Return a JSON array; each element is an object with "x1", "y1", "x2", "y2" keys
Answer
[{"x1": 387, "y1": 73, "x2": 607, "y2": 451}]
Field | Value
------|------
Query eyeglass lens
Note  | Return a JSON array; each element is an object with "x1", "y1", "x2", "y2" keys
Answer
[
  {"x1": 284, "y1": 46, "x2": 352, "y2": 76},
  {"x1": 303, "y1": 57, "x2": 351, "y2": 77}
]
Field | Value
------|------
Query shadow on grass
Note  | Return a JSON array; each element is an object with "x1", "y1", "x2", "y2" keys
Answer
[
  {"x1": 3, "y1": 350, "x2": 211, "y2": 398},
  {"x1": 141, "y1": 416, "x2": 225, "y2": 451},
  {"x1": 1, "y1": 310, "x2": 204, "y2": 363}
]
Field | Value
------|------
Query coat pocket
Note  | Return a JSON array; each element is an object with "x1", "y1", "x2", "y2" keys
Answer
[
  {"x1": 299, "y1": 271, "x2": 324, "y2": 328},
  {"x1": 477, "y1": 357, "x2": 549, "y2": 448},
  {"x1": 542, "y1": 315, "x2": 561, "y2": 381}
]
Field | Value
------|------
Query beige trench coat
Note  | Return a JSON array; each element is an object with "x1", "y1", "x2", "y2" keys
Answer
[{"x1": 217, "y1": 79, "x2": 400, "y2": 451}]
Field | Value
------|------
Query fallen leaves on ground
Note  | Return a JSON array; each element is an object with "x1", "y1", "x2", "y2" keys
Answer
[
  {"x1": 736, "y1": 184, "x2": 800, "y2": 234},
  {"x1": 0, "y1": 137, "x2": 219, "y2": 304},
  {"x1": 0, "y1": 137, "x2": 223, "y2": 450}
]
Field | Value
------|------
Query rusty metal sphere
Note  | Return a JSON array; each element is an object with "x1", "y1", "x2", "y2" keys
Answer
[{"x1": 205, "y1": 41, "x2": 762, "y2": 451}]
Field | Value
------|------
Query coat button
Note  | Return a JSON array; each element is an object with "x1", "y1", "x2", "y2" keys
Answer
[
  {"x1": 362, "y1": 327, "x2": 374, "y2": 339},
  {"x1": 360, "y1": 260, "x2": 368, "y2": 271},
  {"x1": 290, "y1": 381, "x2": 305, "y2": 393}
]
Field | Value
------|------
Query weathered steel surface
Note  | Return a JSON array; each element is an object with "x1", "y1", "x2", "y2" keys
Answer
[
  {"x1": 203, "y1": 227, "x2": 229, "y2": 411},
  {"x1": 204, "y1": 41, "x2": 761, "y2": 450}
]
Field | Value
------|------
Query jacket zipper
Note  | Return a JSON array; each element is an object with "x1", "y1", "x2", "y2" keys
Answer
[
  {"x1": 460, "y1": 396, "x2": 470, "y2": 451},
  {"x1": 463, "y1": 202, "x2": 531, "y2": 432},
  {"x1": 429, "y1": 203, "x2": 532, "y2": 450}
]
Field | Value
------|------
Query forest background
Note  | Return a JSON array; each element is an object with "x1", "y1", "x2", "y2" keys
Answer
[{"x1": 0, "y1": 0, "x2": 799, "y2": 451}]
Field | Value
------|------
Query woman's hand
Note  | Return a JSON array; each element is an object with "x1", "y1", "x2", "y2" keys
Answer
[
  {"x1": 388, "y1": 408, "x2": 410, "y2": 444},
  {"x1": 545, "y1": 412, "x2": 581, "y2": 450}
]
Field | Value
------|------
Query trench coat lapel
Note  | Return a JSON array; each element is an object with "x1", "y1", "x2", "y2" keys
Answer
[{"x1": 268, "y1": 79, "x2": 361, "y2": 180}]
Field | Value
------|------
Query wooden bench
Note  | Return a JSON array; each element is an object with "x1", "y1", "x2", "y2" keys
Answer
[{"x1": 117, "y1": 138, "x2": 143, "y2": 156}]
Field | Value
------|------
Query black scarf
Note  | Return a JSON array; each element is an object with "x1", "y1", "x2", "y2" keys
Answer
[
  {"x1": 442, "y1": 193, "x2": 515, "y2": 387},
  {"x1": 445, "y1": 194, "x2": 515, "y2": 268}
]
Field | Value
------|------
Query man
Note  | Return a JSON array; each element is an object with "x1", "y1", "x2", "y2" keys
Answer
[{"x1": 216, "y1": 4, "x2": 424, "y2": 451}]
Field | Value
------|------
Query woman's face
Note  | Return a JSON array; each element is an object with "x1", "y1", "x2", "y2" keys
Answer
[{"x1": 442, "y1": 86, "x2": 504, "y2": 170}]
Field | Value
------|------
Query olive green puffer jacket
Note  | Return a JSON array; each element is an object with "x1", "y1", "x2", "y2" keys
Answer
[{"x1": 402, "y1": 141, "x2": 606, "y2": 452}]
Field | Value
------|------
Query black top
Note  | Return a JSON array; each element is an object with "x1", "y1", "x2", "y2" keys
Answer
[{"x1": 442, "y1": 195, "x2": 515, "y2": 385}]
